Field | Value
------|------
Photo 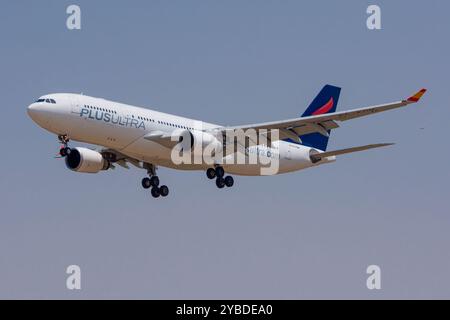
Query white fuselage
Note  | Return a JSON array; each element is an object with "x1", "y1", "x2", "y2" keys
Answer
[{"x1": 27, "y1": 93, "x2": 335, "y2": 176}]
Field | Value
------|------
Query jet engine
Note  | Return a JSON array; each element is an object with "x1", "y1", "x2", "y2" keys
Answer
[{"x1": 65, "y1": 147, "x2": 110, "y2": 173}]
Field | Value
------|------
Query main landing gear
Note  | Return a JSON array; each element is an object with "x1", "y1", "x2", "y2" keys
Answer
[
  {"x1": 206, "y1": 166, "x2": 234, "y2": 189},
  {"x1": 142, "y1": 164, "x2": 169, "y2": 198},
  {"x1": 58, "y1": 135, "x2": 71, "y2": 157}
]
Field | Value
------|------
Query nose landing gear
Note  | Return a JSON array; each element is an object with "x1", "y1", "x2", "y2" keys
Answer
[
  {"x1": 207, "y1": 166, "x2": 234, "y2": 189},
  {"x1": 59, "y1": 147, "x2": 71, "y2": 157},
  {"x1": 57, "y1": 135, "x2": 71, "y2": 157}
]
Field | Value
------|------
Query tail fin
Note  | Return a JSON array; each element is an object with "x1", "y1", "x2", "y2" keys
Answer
[{"x1": 300, "y1": 85, "x2": 341, "y2": 151}]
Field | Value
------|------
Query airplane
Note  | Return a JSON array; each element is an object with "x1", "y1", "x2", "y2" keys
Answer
[{"x1": 27, "y1": 85, "x2": 427, "y2": 198}]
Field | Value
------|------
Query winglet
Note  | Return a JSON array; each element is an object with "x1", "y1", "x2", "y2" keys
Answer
[{"x1": 406, "y1": 88, "x2": 427, "y2": 103}]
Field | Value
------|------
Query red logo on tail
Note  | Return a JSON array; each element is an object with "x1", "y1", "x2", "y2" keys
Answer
[{"x1": 312, "y1": 97, "x2": 334, "y2": 115}]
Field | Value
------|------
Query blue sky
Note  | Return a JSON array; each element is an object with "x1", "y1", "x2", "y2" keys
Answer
[{"x1": 0, "y1": 0, "x2": 449, "y2": 298}]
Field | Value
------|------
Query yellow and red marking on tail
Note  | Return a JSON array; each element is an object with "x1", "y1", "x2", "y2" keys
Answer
[{"x1": 407, "y1": 88, "x2": 427, "y2": 102}]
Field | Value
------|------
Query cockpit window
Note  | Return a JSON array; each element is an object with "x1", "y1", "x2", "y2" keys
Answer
[{"x1": 35, "y1": 98, "x2": 56, "y2": 104}]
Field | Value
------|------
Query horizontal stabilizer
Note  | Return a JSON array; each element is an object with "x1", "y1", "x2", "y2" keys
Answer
[{"x1": 310, "y1": 143, "x2": 394, "y2": 161}]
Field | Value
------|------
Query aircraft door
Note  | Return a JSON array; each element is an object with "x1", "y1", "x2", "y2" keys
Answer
[{"x1": 70, "y1": 95, "x2": 83, "y2": 115}]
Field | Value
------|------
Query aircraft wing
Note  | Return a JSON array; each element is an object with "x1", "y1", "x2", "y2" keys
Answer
[
  {"x1": 211, "y1": 89, "x2": 427, "y2": 142},
  {"x1": 97, "y1": 148, "x2": 144, "y2": 169}
]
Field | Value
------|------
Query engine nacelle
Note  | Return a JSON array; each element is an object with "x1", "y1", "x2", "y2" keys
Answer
[{"x1": 65, "y1": 147, "x2": 110, "y2": 173}]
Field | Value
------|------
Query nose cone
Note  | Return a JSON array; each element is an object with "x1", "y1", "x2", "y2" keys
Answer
[
  {"x1": 27, "y1": 103, "x2": 50, "y2": 128},
  {"x1": 27, "y1": 103, "x2": 41, "y2": 121}
]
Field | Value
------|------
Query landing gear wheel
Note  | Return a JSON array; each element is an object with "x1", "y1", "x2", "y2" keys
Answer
[
  {"x1": 150, "y1": 176, "x2": 160, "y2": 187},
  {"x1": 206, "y1": 168, "x2": 216, "y2": 179},
  {"x1": 142, "y1": 177, "x2": 151, "y2": 189},
  {"x1": 216, "y1": 177, "x2": 225, "y2": 189},
  {"x1": 215, "y1": 166, "x2": 225, "y2": 178},
  {"x1": 151, "y1": 187, "x2": 161, "y2": 198},
  {"x1": 159, "y1": 185, "x2": 169, "y2": 197},
  {"x1": 224, "y1": 176, "x2": 234, "y2": 188},
  {"x1": 59, "y1": 147, "x2": 71, "y2": 157}
]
